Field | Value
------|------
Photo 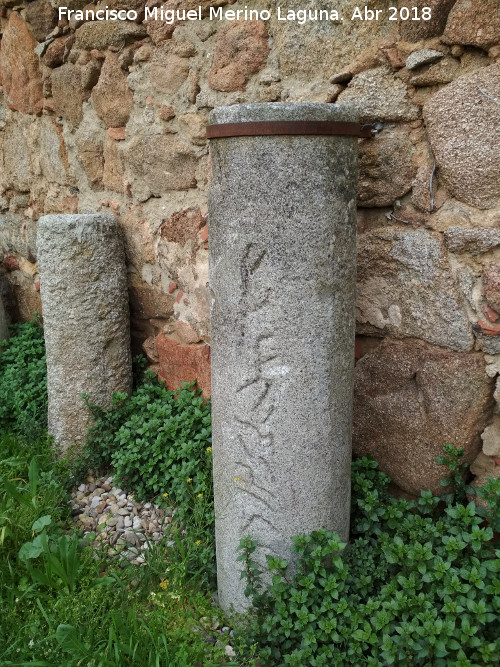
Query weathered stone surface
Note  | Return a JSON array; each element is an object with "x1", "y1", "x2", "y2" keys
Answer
[
  {"x1": 2, "y1": 115, "x2": 33, "y2": 191},
  {"x1": 149, "y1": 52, "x2": 190, "y2": 94},
  {"x1": 444, "y1": 227, "x2": 500, "y2": 254},
  {"x1": 81, "y1": 59, "x2": 103, "y2": 93},
  {"x1": 174, "y1": 319, "x2": 202, "y2": 344},
  {"x1": 37, "y1": 215, "x2": 132, "y2": 452},
  {"x1": 411, "y1": 162, "x2": 435, "y2": 213},
  {"x1": 329, "y1": 71, "x2": 353, "y2": 84},
  {"x1": 410, "y1": 57, "x2": 460, "y2": 86},
  {"x1": 356, "y1": 228, "x2": 474, "y2": 350},
  {"x1": 358, "y1": 129, "x2": 415, "y2": 207},
  {"x1": 95, "y1": 0, "x2": 144, "y2": 11},
  {"x1": 0, "y1": 213, "x2": 37, "y2": 260},
  {"x1": 144, "y1": 0, "x2": 176, "y2": 43},
  {"x1": 6, "y1": 271, "x2": 41, "y2": 321},
  {"x1": 209, "y1": 21, "x2": 269, "y2": 92},
  {"x1": 209, "y1": 103, "x2": 357, "y2": 612},
  {"x1": 397, "y1": 0, "x2": 457, "y2": 40},
  {"x1": 406, "y1": 49, "x2": 444, "y2": 71},
  {"x1": 107, "y1": 127, "x2": 126, "y2": 141},
  {"x1": 51, "y1": 64, "x2": 89, "y2": 127},
  {"x1": 470, "y1": 451, "x2": 497, "y2": 478},
  {"x1": 37, "y1": 116, "x2": 67, "y2": 185},
  {"x1": 271, "y1": 0, "x2": 396, "y2": 79},
  {"x1": 481, "y1": 417, "x2": 500, "y2": 457},
  {"x1": 129, "y1": 281, "x2": 175, "y2": 320},
  {"x1": 424, "y1": 63, "x2": 500, "y2": 209},
  {"x1": 475, "y1": 331, "x2": 500, "y2": 356},
  {"x1": 353, "y1": 339, "x2": 494, "y2": 495},
  {"x1": 443, "y1": 0, "x2": 500, "y2": 50},
  {"x1": 74, "y1": 21, "x2": 147, "y2": 50},
  {"x1": 0, "y1": 13, "x2": 43, "y2": 114},
  {"x1": 160, "y1": 207, "x2": 205, "y2": 246},
  {"x1": 337, "y1": 67, "x2": 419, "y2": 122},
  {"x1": 158, "y1": 105, "x2": 175, "y2": 121},
  {"x1": 92, "y1": 54, "x2": 133, "y2": 128},
  {"x1": 25, "y1": 0, "x2": 58, "y2": 42},
  {"x1": 125, "y1": 136, "x2": 197, "y2": 200},
  {"x1": 2, "y1": 257, "x2": 20, "y2": 272},
  {"x1": 42, "y1": 37, "x2": 67, "y2": 68},
  {"x1": 482, "y1": 263, "x2": 500, "y2": 313},
  {"x1": 142, "y1": 335, "x2": 159, "y2": 363},
  {"x1": 103, "y1": 136, "x2": 125, "y2": 192},
  {"x1": 52, "y1": 0, "x2": 89, "y2": 9},
  {"x1": 119, "y1": 211, "x2": 156, "y2": 269},
  {"x1": 76, "y1": 133, "x2": 104, "y2": 189},
  {"x1": 430, "y1": 200, "x2": 500, "y2": 233},
  {"x1": 145, "y1": 0, "x2": 235, "y2": 43},
  {"x1": 178, "y1": 113, "x2": 208, "y2": 146},
  {"x1": 156, "y1": 334, "x2": 211, "y2": 398}
]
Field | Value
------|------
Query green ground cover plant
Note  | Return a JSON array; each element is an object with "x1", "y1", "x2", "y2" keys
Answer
[
  {"x1": 0, "y1": 317, "x2": 47, "y2": 437},
  {"x1": 75, "y1": 369, "x2": 216, "y2": 587},
  {"x1": 235, "y1": 455, "x2": 500, "y2": 666},
  {"x1": 0, "y1": 431, "x2": 229, "y2": 666},
  {"x1": 0, "y1": 322, "x2": 228, "y2": 665},
  {"x1": 1, "y1": 320, "x2": 499, "y2": 665}
]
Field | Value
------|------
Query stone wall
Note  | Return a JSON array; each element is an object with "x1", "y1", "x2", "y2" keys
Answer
[{"x1": 0, "y1": 0, "x2": 499, "y2": 493}]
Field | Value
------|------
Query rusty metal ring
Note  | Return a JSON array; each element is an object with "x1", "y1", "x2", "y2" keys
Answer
[{"x1": 206, "y1": 120, "x2": 376, "y2": 139}]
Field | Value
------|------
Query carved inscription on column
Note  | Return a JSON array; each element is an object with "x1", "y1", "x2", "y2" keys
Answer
[{"x1": 230, "y1": 243, "x2": 289, "y2": 554}]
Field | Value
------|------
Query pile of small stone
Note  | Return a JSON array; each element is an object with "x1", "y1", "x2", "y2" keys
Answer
[{"x1": 70, "y1": 475, "x2": 173, "y2": 566}]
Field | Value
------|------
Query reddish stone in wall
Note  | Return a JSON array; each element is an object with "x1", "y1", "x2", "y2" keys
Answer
[
  {"x1": 52, "y1": 63, "x2": 90, "y2": 128},
  {"x1": 443, "y1": 0, "x2": 500, "y2": 50},
  {"x1": 42, "y1": 38, "x2": 67, "y2": 69},
  {"x1": 92, "y1": 54, "x2": 133, "y2": 128},
  {"x1": 353, "y1": 339, "x2": 494, "y2": 496},
  {"x1": 0, "y1": 13, "x2": 43, "y2": 114},
  {"x1": 209, "y1": 21, "x2": 270, "y2": 92},
  {"x1": 160, "y1": 207, "x2": 205, "y2": 246},
  {"x1": 156, "y1": 333, "x2": 211, "y2": 398},
  {"x1": 3, "y1": 256, "x2": 20, "y2": 272},
  {"x1": 60, "y1": 195, "x2": 79, "y2": 213}
]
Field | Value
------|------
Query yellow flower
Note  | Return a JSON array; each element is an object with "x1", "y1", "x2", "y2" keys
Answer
[
  {"x1": 234, "y1": 477, "x2": 239, "y2": 482},
  {"x1": 159, "y1": 579, "x2": 169, "y2": 590},
  {"x1": 195, "y1": 540, "x2": 201, "y2": 546},
  {"x1": 186, "y1": 478, "x2": 192, "y2": 484},
  {"x1": 206, "y1": 447, "x2": 212, "y2": 452},
  {"x1": 163, "y1": 493, "x2": 168, "y2": 498},
  {"x1": 197, "y1": 493, "x2": 203, "y2": 498}
]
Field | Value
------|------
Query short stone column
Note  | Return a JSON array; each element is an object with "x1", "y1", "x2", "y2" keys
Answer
[
  {"x1": 208, "y1": 103, "x2": 359, "y2": 612},
  {"x1": 37, "y1": 214, "x2": 132, "y2": 452}
]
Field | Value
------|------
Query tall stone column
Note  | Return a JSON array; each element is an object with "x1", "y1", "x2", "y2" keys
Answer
[
  {"x1": 208, "y1": 103, "x2": 359, "y2": 612},
  {"x1": 37, "y1": 214, "x2": 132, "y2": 453}
]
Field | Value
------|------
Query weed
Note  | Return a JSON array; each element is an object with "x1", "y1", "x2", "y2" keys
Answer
[
  {"x1": 0, "y1": 316, "x2": 47, "y2": 436},
  {"x1": 235, "y1": 451, "x2": 500, "y2": 665}
]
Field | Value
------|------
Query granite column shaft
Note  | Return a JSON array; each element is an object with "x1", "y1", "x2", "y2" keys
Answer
[{"x1": 208, "y1": 103, "x2": 358, "y2": 612}]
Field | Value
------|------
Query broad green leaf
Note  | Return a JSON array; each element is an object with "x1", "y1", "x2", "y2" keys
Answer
[{"x1": 32, "y1": 515, "x2": 52, "y2": 533}]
